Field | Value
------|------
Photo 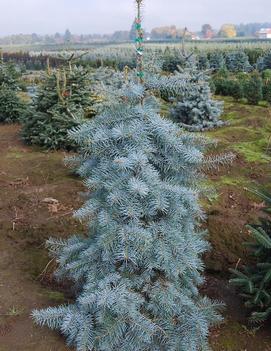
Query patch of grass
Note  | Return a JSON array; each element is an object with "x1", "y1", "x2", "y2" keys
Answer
[
  {"x1": 208, "y1": 126, "x2": 261, "y2": 142},
  {"x1": 205, "y1": 191, "x2": 220, "y2": 205},
  {"x1": 23, "y1": 247, "x2": 49, "y2": 279},
  {"x1": 222, "y1": 111, "x2": 239, "y2": 121},
  {"x1": 208, "y1": 100, "x2": 271, "y2": 165},
  {"x1": 0, "y1": 306, "x2": 24, "y2": 317},
  {"x1": 6, "y1": 148, "x2": 25, "y2": 159},
  {"x1": 218, "y1": 175, "x2": 249, "y2": 187},
  {"x1": 258, "y1": 100, "x2": 270, "y2": 108},
  {"x1": 7, "y1": 306, "x2": 24, "y2": 316},
  {"x1": 42, "y1": 290, "x2": 66, "y2": 303},
  {"x1": 233, "y1": 141, "x2": 271, "y2": 163},
  {"x1": 211, "y1": 321, "x2": 254, "y2": 351}
]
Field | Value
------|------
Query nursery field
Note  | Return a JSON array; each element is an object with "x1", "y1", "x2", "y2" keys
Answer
[
  {"x1": 0, "y1": 99, "x2": 270, "y2": 350},
  {"x1": 2, "y1": 38, "x2": 271, "y2": 52},
  {"x1": 1, "y1": 0, "x2": 271, "y2": 345},
  {"x1": 2, "y1": 39, "x2": 271, "y2": 72}
]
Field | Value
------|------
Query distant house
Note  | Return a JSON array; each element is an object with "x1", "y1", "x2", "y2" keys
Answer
[
  {"x1": 185, "y1": 30, "x2": 200, "y2": 41},
  {"x1": 257, "y1": 28, "x2": 271, "y2": 39},
  {"x1": 191, "y1": 33, "x2": 201, "y2": 41}
]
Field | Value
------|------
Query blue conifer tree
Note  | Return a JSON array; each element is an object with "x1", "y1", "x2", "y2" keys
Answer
[
  {"x1": 32, "y1": 1, "x2": 224, "y2": 349},
  {"x1": 225, "y1": 51, "x2": 252, "y2": 73},
  {"x1": 209, "y1": 52, "x2": 225, "y2": 72},
  {"x1": 166, "y1": 67, "x2": 225, "y2": 131}
]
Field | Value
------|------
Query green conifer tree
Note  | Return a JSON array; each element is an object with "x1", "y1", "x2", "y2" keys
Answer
[
  {"x1": 243, "y1": 71, "x2": 263, "y2": 105},
  {"x1": 262, "y1": 69, "x2": 271, "y2": 104},
  {"x1": 257, "y1": 50, "x2": 271, "y2": 71},
  {"x1": 21, "y1": 58, "x2": 97, "y2": 150},
  {"x1": 197, "y1": 54, "x2": 210, "y2": 71},
  {"x1": 230, "y1": 191, "x2": 271, "y2": 323},
  {"x1": 0, "y1": 56, "x2": 26, "y2": 123}
]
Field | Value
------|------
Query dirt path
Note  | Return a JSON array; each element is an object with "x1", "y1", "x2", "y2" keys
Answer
[{"x1": 0, "y1": 124, "x2": 83, "y2": 350}]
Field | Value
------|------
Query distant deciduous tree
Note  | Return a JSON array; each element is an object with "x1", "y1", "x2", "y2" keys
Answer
[
  {"x1": 64, "y1": 29, "x2": 72, "y2": 43},
  {"x1": 31, "y1": 33, "x2": 39, "y2": 44},
  {"x1": 219, "y1": 24, "x2": 237, "y2": 38},
  {"x1": 112, "y1": 31, "x2": 130, "y2": 42},
  {"x1": 151, "y1": 25, "x2": 178, "y2": 40},
  {"x1": 54, "y1": 32, "x2": 63, "y2": 44},
  {"x1": 201, "y1": 24, "x2": 214, "y2": 39},
  {"x1": 150, "y1": 26, "x2": 194, "y2": 40}
]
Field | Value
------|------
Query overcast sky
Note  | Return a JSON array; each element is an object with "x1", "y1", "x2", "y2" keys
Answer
[{"x1": 0, "y1": 0, "x2": 270, "y2": 35}]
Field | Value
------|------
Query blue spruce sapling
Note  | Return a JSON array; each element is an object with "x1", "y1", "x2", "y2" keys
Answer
[
  {"x1": 225, "y1": 51, "x2": 252, "y2": 73},
  {"x1": 169, "y1": 66, "x2": 225, "y2": 131},
  {"x1": 33, "y1": 1, "x2": 223, "y2": 350}
]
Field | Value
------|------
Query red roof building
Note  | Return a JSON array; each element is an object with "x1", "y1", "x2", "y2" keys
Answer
[{"x1": 257, "y1": 28, "x2": 271, "y2": 39}]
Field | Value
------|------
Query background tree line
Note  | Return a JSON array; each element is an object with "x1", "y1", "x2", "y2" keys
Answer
[{"x1": 1, "y1": 22, "x2": 271, "y2": 46}]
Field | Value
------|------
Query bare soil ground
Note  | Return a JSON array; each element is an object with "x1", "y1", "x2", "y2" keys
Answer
[
  {"x1": 0, "y1": 98, "x2": 270, "y2": 350},
  {"x1": 0, "y1": 124, "x2": 82, "y2": 350}
]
